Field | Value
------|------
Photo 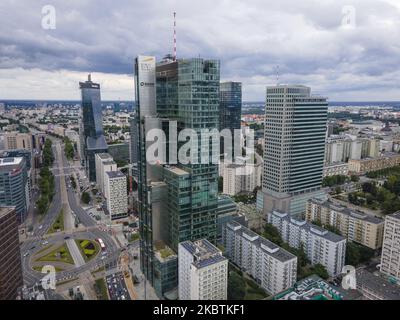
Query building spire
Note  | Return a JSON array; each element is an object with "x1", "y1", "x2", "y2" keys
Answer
[{"x1": 173, "y1": 12, "x2": 177, "y2": 61}]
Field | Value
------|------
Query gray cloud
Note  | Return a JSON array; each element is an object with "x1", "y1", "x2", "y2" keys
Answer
[{"x1": 0, "y1": 0, "x2": 399, "y2": 100}]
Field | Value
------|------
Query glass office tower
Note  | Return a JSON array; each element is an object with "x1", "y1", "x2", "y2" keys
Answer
[
  {"x1": 157, "y1": 58, "x2": 220, "y2": 251},
  {"x1": 79, "y1": 75, "x2": 108, "y2": 181},
  {"x1": 220, "y1": 82, "x2": 242, "y2": 154}
]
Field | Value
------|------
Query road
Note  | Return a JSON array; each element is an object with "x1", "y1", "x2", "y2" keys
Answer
[{"x1": 20, "y1": 136, "x2": 121, "y2": 294}]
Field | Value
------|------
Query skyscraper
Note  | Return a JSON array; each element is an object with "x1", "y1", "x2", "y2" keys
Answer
[
  {"x1": 0, "y1": 157, "x2": 29, "y2": 222},
  {"x1": 135, "y1": 55, "x2": 220, "y2": 297},
  {"x1": 219, "y1": 81, "x2": 242, "y2": 154},
  {"x1": 79, "y1": 74, "x2": 108, "y2": 182},
  {"x1": 0, "y1": 207, "x2": 23, "y2": 300},
  {"x1": 262, "y1": 85, "x2": 328, "y2": 217}
]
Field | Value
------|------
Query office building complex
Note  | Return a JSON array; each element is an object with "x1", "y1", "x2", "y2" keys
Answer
[
  {"x1": 2, "y1": 132, "x2": 33, "y2": 150},
  {"x1": 79, "y1": 74, "x2": 108, "y2": 182},
  {"x1": 178, "y1": 239, "x2": 228, "y2": 300},
  {"x1": 0, "y1": 157, "x2": 29, "y2": 222},
  {"x1": 262, "y1": 85, "x2": 328, "y2": 217},
  {"x1": 104, "y1": 170, "x2": 128, "y2": 220},
  {"x1": 0, "y1": 207, "x2": 23, "y2": 300},
  {"x1": 136, "y1": 55, "x2": 220, "y2": 295},
  {"x1": 268, "y1": 210, "x2": 346, "y2": 277},
  {"x1": 223, "y1": 221, "x2": 297, "y2": 295},
  {"x1": 219, "y1": 82, "x2": 242, "y2": 155},
  {"x1": 306, "y1": 198, "x2": 384, "y2": 250},
  {"x1": 380, "y1": 212, "x2": 400, "y2": 282}
]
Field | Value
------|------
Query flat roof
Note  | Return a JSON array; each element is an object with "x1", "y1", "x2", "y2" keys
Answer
[
  {"x1": 226, "y1": 220, "x2": 297, "y2": 263},
  {"x1": 356, "y1": 269, "x2": 400, "y2": 300},
  {"x1": 0, "y1": 206, "x2": 15, "y2": 219},
  {"x1": 164, "y1": 166, "x2": 189, "y2": 176},
  {"x1": 180, "y1": 239, "x2": 226, "y2": 269},
  {"x1": 0, "y1": 157, "x2": 24, "y2": 167},
  {"x1": 106, "y1": 171, "x2": 125, "y2": 179}
]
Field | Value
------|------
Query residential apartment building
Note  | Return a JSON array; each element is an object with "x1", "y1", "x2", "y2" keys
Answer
[
  {"x1": 380, "y1": 212, "x2": 400, "y2": 282},
  {"x1": 323, "y1": 162, "x2": 349, "y2": 177},
  {"x1": 95, "y1": 153, "x2": 116, "y2": 194},
  {"x1": 348, "y1": 152, "x2": 400, "y2": 174},
  {"x1": 223, "y1": 221, "x2": 297, "y2": 295},
  {"x1": 178, "y1": 239, "x2": 228, "y2": 300},
  {"x1": 268, "y1": 210, "x2": 346, "y2": 277},
  {"x1": 2, "y1": 132, "x2": 32, "y2": 150},
  {"x1": 104, "y1": 170, "x2": 127, "y2": 220},
  {"x1": 306, "y1": 198, "x2": 384, "y2": 249},
  {"x1": 0, "y1": 207, "x2": 23, "y2": 299}
]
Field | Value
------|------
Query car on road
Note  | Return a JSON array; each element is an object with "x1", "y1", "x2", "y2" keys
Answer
[
  {"x1": 64, "y1": 236, "x2": 71, "y2": 240},
  {"x1": 30, "y1": 246, "x2": 35, "y2": 250},
  {"x1": 42, "y1": 240, "x2": 49, "y2": 245},
  {"x1": 38, "y1": 225, "x2": 43, "y2": 230},
  {"x1": 23, "y1": 252, "x2": 29, "y2": 257}
]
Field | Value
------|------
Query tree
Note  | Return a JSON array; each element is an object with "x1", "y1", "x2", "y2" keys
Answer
[
  {"x1": 81, "y1": 192, "x2": 91, "y2": 204},
  {"x1": 227, "y1": 271, "x2": 245, "y2": 300},
  {"x1": 345, "y1": 242, "x2": 362, "y2": 266},
  {"x1": 312, "y1": 264, "x2": 329, "y2": 280},
  {"x1": 263, "y1": 223, "x2": 283, "y2": 246},
  {"x1": 350, "y1": 175, "x2": 359, "y2": 182}
]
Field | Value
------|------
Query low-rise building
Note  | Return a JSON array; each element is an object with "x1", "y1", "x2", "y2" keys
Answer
[
  {"x1": 223, "y1": 221, "x2": 297, "y2": 295},
  {"x1": 306, "y1": 198, "x2": 384, "y2": 250},
  {"x1": 178, "y1": 239, "x2": 228, "y2": 300},
  {"x1": 268, "y1": 210, "x2": 346, "y2": 277}
]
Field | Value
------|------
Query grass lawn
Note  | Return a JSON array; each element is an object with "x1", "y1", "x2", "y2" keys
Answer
[
  {"x1": 32, "y1": 266, "x2": 64, "y2": 272},
  {"x1": 75, "y1": 239, "x2": 100, "y2": 262},
  {"x1": 47, "y1": 210, "x2": 64, "y2": 234},
  {"x1": 94, "y1": 278, "x2": 109, "y2": 300},
  {"x1": 36, "y1": 243, "x2": 74, "y2": 264}
]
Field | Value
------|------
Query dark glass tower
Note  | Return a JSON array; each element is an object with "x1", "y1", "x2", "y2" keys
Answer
[
  {"x1": 79, "y1": 75, "x2": 108, "y2": 182},
  {"x1": 156, "y1": 58, "x2": 220, "y2": 250},
  {"x1": 220, "y1": 82, "x2": 242, "y2": 154}
]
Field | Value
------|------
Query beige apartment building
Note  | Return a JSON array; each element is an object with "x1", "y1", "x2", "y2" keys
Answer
[
  {"x1": 306, "y1": 198, "x2": 384, "y2": 250},
  {"x1": 3, "y1": 132, "x2": 32, "y2": 150},
  {"x1": 348, "y1": 153, "x2": 400, "y2": 174}
]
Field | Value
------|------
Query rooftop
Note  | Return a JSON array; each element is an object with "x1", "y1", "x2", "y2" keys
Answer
[
  {"x1": 309, "y1": 198, "x2": 384, "y2": 225},
  {"x1": 106, "y1": 170, "x2": 125, "y2": 179},
  {"x1": 226, "y1": 220, "x2": 297, "y2": 263},
  {"x1": 356, "y1": 269, "x2": 400, "y2": 300},
  {"x1": 0, "y1": 157, "x2": 24, "y2": 167},
  {"x1": 164, "y1": 166, "x2": 189, "y2": 176},
  {"x1": 0, "y1": 206, "x2": 15, "y2": 219},
  {"x1": 180, "y1": 239, "x2": 226, "y2": 269}
]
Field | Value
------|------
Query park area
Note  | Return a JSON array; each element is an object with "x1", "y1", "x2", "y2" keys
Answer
[{"x1": 75, "y1": 239, "x2": 100, "y2": 262}]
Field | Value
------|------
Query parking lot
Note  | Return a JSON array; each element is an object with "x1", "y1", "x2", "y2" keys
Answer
[{"x1": 106, "y1": 272, "x2": 130, "y2": 300}]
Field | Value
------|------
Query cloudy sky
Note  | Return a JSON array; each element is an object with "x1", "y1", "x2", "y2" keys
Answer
[{"x1": 0, "y1": 0, "x2": 399, "y2": 101}]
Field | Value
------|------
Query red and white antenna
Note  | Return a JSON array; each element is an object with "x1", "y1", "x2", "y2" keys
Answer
[{"x1": 173, "y1": 12, "x2": 177, "y2": 61}]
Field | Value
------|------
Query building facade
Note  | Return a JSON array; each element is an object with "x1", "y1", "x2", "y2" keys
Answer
[
  {"x1": 262, "y1": 85, "x2": 328, "y2": 217},
  {"x1": 380, "y1": 212, "x2": 400, "y2": 282},
  {"x1": 223, "y1": 221, "x2": 297, "y2": 295},
  {"x1": 268, "y1": 210, "x2": 346, "y2": 277},
  {"x1": 104, "y1": 170, "x2": 128, "y2": 220},
  {"x1": 79, "y1": 74, "x2": 108, "y2": 181},
  {"x1": 0, "y1": 207, "x2": 23, "y2": 299},
  {"x1": 348, "y1": 153, "x2": 400, "y2": 174},
  {"x1": 178, "y1": 239, "x2": 228, "y2": 300},
  {"x1": 0, "y1": 157, "x2": 29, "y2": 222},
  {"x1": 306, "y1": 198, "x2": 384, "y2": 250}
]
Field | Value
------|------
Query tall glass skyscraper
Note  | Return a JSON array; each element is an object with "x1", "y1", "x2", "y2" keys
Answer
[
  {"x1": 262, "y1": 85, "x2": 328, "y2": 217},
  {"x1": 79, "y1": 75, "x2": 108, "y2": 181},
  {"x1": 219, "y1": 82, "x2": 242, "y2": 154},
  {"x1": 135, "y1": 56, "x2": 220, "y2": 298}
]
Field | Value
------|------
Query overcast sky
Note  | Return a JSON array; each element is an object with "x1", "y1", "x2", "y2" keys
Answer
[{"x1": 0, "y1": 0, "x2": 399, "y2": 101}]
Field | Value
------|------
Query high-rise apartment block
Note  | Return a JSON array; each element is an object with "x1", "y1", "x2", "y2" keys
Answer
[
  {"x1": 0, "y1": 207, "x2": 23, "y2": 300},
  {"x1": 178, "y1": 239, "x2": 228, "y2": 300},
  {"x1": 262, "y1": 85, "x2": 328, "y2": 217},
  {"x1": 268, "y1": 210, "x2": 346, "y2": 277},
  {"x1": 380, "y1": 212, "x2": 400, "y2": 282},
  {"x1": 95, "y1": 153, "x2": 116, "y2": 194},
  {"x1": 104, "y1": 170, "x2": 128, "y2": 220},
  {"x1": 223, "y1": 221, "x2": 297, "y2": 295},
  {"x1": 306, "y1": 198, "x2": 384, "y2": 250},
  {"x1": 79, "y1": 75, "x2": 108, "y2": 182},
  {"x1": 2, "y1": 132, "x2": 33, "y2": 150}
]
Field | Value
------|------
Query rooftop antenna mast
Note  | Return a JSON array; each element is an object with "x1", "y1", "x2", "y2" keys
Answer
[
  {"x1": 173, "y1": 12, "x2": 177, "y2": 61},
  {"x1": 275, "y1": 65, "x2": 280, "y2": 85}
]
